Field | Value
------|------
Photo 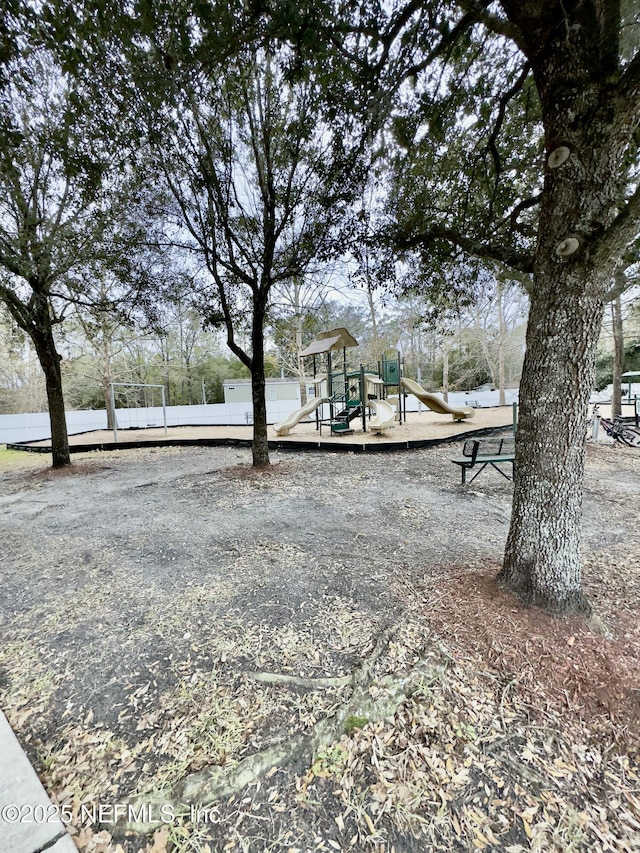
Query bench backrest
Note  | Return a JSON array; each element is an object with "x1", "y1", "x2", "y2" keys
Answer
[{"x1": 462, "y1": 436, "x2": 515, "y2": 460}]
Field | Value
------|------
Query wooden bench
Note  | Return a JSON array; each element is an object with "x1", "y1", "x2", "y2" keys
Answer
[{"x1": 451, "y1": 437, "x2": 515, "y2": 484}]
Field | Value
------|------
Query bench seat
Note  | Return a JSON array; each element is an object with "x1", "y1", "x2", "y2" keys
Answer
[{"x1": 452, "y1": 438, "x2": 515, "y2": 484}]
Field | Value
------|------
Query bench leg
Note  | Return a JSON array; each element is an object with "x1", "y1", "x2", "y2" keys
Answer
[
  {"x1": 467, "y1": 462, "x2": 489, "y2": 483},
  {"x1": 467, "y1": 462, "x2": 515, "y2": 484},
  {"x1": 489, "y1": 462, "x2": 513, "y2": 481}
]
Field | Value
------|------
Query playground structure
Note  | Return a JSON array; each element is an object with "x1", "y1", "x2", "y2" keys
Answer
[
  {"x1": 270, "y1": 396, "x2": 328, "y2": 437},
  {"x1": 273, "y1": 328, "x2": 476, "y2": 438},
  {"x1": 400, "y1": 377, "x2": 475, "y2": 422},
  {"x1": 273, "y1": 328, "x2": 403, "y2": 437},
  {"x1": 368, "y1": 399, "x2": 397, "y2": 433}
]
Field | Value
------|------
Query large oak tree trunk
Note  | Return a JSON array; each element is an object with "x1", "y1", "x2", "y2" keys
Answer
[
  {"x1": 498, "y1": 3, "x2": 628, "y2": 611},
  {"x1": 499, "y1": 281, "x2": 604, "y2": 612}
]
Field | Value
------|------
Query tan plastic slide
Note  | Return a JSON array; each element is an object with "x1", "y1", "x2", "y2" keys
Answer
[
  {"x1": 273, "y1": 397, "x2": 327, "y2": 436},
  {"x1": 368, "y1": 399, "x2": 396, "y2": 432},
  {"x1": 400, "y1": 377, "x2": 475, "y2": 421}
]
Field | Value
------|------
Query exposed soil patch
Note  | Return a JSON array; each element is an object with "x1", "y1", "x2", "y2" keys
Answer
[
  {"x1": 0, "y1": 441, "x2": 638, "y2": 853},
  {"x1": 18, "y1": 461, "x2": 115, "y2": 484}
]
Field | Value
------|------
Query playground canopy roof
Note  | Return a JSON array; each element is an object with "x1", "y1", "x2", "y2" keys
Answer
[
  {"x1": 299, "y1": 328, "x2": 358, "y2": 357},
  {"x1": 621, "y1": 371, "x2": 640, "y2": 378}
]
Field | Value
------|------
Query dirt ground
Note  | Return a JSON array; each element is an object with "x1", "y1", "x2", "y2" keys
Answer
[{"x1": 0, "y1": 435, "x2": 639, "y2": 853}]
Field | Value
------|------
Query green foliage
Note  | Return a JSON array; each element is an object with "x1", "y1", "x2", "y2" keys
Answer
[
  {"x1": 386, "y1": 38, "x2": 542, "y2": 284},
  {"x1": 61, "y1": 347, "x2": 251, "y2": 410},
  {"x1": 594, "y1": 353, "x2": 614, "y2": 392},
  {"x1": 595, "y1": 340, "x2": 640, "y2": 391},
  {"x1": 310, "y1": 743, "x2": 349, "y2": 777},
  {"x1": 343, "y1": 715, "x2": 369, "y2": 734},
  {"x1": 50, "y1": 4, "x2": 371, "y2": 464}
]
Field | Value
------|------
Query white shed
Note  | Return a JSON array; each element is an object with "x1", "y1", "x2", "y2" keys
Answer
[{"x1": 223, "y1": 379, "x2": 301, "y2": 405}]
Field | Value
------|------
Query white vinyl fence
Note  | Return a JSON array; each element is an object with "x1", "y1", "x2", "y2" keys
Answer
[
  {"x1": 2, "y1": 388, "x2": 529, "y2": 446},
  {"x1": 1, "y1": 400, "x2": 303, "y2": 445}
]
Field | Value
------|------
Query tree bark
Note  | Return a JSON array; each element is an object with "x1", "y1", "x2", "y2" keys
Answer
[
  {"x1": 251, "y1": 302, "x2": 270, "y2": 467},
  {"x1": 293, "y1": 282, "x2": 307, "y2": 406},
  {"x1": 441, "y1": 339, "x2": 449, "y2": 401},
  {"x1": 497, "y1": 279, "x2": 506, "y2": 407},
  {"x1": 499, "y1": 281, "x2": 604, "y2": 613},
  {"x1": 611, "y1": 294, "x2": 624, "y2": 418},
  {"x1": 498, "y1": 4, "x2": 630, "y2": 611},
  {"x1": 102, "y1": 377, "x2": 118, "y2": 432},
  {"x1": 366, "y1": 278, "x2": 381, "y2": 364},
  {"x1": 31, "y1": 301, "x2": 71, "y2": 468},
  {"x1": 101, "y1": 339, "x2": 117, "y2": 431}
]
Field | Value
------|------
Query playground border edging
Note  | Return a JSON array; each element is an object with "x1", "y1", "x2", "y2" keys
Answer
[{"x1": 5, "y1": 424, "x2": 512, "y2": 456}]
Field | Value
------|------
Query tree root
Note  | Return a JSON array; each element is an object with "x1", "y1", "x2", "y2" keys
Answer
[
  {"x1": 115, "y1": 622, "x2": 443, "y2": 836},
  {"x1": 497, "y1": 567, "x2": 593, "y2": 616},
  {"x1": 245, "y1": 621, "x2": 401, "y2": 691},
  {"x1": 246, "y1": 671, "x2": 353, "y2": 689}
]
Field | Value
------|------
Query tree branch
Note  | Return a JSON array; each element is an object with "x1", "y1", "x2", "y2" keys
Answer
[
  {"x1": 603, "y1": 240, "x2": 640, "y2": 300},
  {"x1": 484, "y1": 62, "x2": 532, "y2": 216},
  {"x1": 455, "y1": 0, "x2": 525, "y2": 50},
  {"x1": 604, "y1": 269, "x2": 639, "y2": 301},
  {"x1": 398, "y1": 224, "x2": 535, "y2": 274},
  {"x1": 617, "y1": 49, "x2": 640, "y2": 121},
  {"x1": 399, "y1": 9, "x2": 478, "y2": 81},
  {"x1": 592, "y1": 182, "x2": 640, "y2": 267},
  {"x1": 499, "y1": 193, "x2": 542, "y2": 234},
  {"x1": 0, "y1": 280, "x2": 36, "y2": 332}
]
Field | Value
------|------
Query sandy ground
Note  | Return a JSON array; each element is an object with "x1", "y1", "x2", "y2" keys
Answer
[
  {"x1": 12, "y1": 403, "x2": 636, "y2": 455},
  {"x1": 20, "y1": 406, "x2": 516, "y2": 451}
]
